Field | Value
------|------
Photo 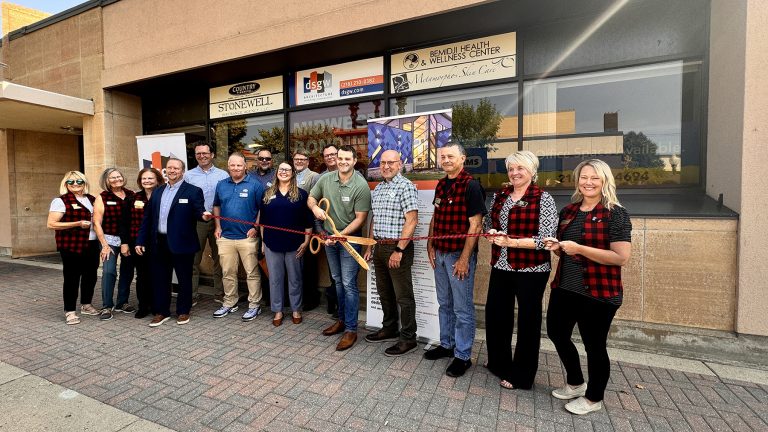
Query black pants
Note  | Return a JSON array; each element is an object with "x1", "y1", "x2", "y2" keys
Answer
[
  {"x1": 485, "y1": 268, "x2": 548, "y2": 389},
  {"x1": 151, "y1": 235, "x2": 194, "y2": 317},
  {"x1": 372, "y1": 243, "x2": 417, "y2": 342},
  {"x1": 60, "y1": 241, "x2": 100, "y2": 312},
  {"x1": 133, "y1": 247, "x2": 152, "y2": 314},
  {"x1": 546, "y1": 288, "x2": 618, "y2": 402}
]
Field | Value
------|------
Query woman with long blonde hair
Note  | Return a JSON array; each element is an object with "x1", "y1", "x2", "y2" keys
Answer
[
  {"x1": 544, "y1": 159, "x2": 632, "y2": 415},
  {"x1": 260, "y1": 162, "x2": 313, "y2": 326}
]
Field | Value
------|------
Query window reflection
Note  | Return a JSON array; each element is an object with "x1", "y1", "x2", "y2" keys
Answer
[
  {"x1": 522, "y1": 61, "x2": 701, "y2": 187},
  {"x1": 391, "y1": 84, "x2": 518, "y2": 188},
  {"x1": 289, "y1": 101, "x2": 382, "y2": 175},
  {"x1": 211, "y1": 114, "x2": 285, "y2": 171}
]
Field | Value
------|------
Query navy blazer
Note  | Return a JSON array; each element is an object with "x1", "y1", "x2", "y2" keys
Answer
[{"x1": 137, "y1": 180, "x2": 206, "y2": 254}]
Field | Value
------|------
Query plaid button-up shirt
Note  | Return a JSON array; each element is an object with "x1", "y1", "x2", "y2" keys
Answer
[{"x1": 372, "y1": 174, "x2": 419, "y2": 239}]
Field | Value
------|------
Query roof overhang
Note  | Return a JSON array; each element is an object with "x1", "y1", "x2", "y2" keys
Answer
[{"x1": 0, "y1": 81, "x2": 94, "y2": 134}]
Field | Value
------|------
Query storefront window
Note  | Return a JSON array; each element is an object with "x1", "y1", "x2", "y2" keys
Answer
[
  {"x1": 289, "y1": 101, "x2": 383, "y2": 175},
  {"x1": 390, "y1": 84, "x2": 518, "y2": 188},
  {"x1": 211, "y1": 114, "x2": 285, "y2": 171},
  {"x1": 523, "y1": 60, "x2": 701, "y2": 188}
]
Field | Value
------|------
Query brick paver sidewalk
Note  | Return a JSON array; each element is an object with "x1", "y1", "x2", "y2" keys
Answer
[{"x1": 0, "y1": 260, "x2": 766, "y2": 431}]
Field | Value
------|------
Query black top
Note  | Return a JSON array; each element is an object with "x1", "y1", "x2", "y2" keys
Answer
[
  {"x1": 559, "y1": 206, "x2": 632, "y2": 305},
  {"x1": 442, "y1": 177, "x2": 487, "y2": 217}
]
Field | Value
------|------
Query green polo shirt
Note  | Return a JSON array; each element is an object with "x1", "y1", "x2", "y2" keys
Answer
[{"x1": 310, "y1": 171, "x2": 371, "y2": 234}]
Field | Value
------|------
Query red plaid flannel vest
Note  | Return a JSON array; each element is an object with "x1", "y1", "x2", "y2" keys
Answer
[
  {"x1": 127, "y1": 191, "x2": 148, "y2": 243},
  {"x1": 100, "y1": 189, "x2": 133, "y2": 236},
  {"x1": 489, "y1": 184, "x2": 550, "y2": 269},
  {"x1": 551, "y1": 202, "x2": 623, "y2": 298},
  {"x1": 55, "y1": 192, "x2": 96, "y2": 253},
  {"x1": 432, "y1": 170, "x2": 473, "y2": 252}
]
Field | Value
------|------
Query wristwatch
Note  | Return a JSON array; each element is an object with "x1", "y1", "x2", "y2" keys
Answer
[{"x1": 394, "y1": 246, "x2": 404, "y2": 253}]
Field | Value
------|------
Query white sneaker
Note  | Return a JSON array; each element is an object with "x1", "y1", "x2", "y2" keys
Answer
[
  {"x1": 552, "y1": 382, "x2": 587, "y2": 400},
  {"x1": 565, "y1": 397, "x2": 602, "y2": 415}
]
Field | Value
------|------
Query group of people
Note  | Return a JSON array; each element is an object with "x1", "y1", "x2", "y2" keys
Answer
[{"x1": 48, "y1": 140, "x2": 631, "y2": 416}]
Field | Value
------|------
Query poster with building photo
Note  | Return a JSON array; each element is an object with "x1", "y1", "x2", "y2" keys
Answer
[{"x1": 364, "y1": 109, "x2": 452, "y2": 344}]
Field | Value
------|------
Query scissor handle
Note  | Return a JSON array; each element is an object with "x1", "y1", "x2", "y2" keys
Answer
[{"x1": 309, "y1": 235, "x2": 322, "y2": 254}]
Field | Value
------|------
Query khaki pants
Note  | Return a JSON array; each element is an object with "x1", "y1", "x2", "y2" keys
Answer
[{"x1": 217, "y1": 237, "x2": 262, "y2": 309}]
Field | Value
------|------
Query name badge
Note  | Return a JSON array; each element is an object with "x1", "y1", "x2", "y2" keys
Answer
[
  {"x1": 433, "y1": 197, "x2": 441, "y2": 207},
  {"x1": 239, "y1": 192, "x2": 248, "y2": 198},
  {"x1": 179, "y1": 198, "x2": 189, "y2": 204},
  {"x1": 341, "y1": 196, "x2": 351, "y2": 202},
  {"x1": 134, "y1": 201, "x2": 145, "y2": 209},
  {"x1": 71, "y1": 204, "x2": 81, "y2": 210},
  {"x1": 106, "y1": 201, "x2": 117, "y2": 206}
]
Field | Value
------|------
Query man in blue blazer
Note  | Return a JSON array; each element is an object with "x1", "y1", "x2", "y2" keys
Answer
[{"x1": 136, "y1": 158, "x2": 211, "y2": 327}]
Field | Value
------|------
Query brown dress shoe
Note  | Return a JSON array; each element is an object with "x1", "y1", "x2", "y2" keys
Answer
[
  {"x1": 292, "y1": 314, "x2": 302, "y2": 324},
  {"x1": 272, "y1": 315, "x2": 283, "y2": 327},
  {"x1": 322, "y1": 320, "x2": 344, "y2": 336},
  {"x1": 336, "y1": 331, "x2": 357, "y2": 351}
]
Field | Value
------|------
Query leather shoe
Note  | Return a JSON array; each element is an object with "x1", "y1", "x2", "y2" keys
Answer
[
  {"x1": 446, "y1": 358, "x2": 472, "y2": 377},
  {"x1": 322, "y1": 320, "x2": 344, "y2": 336},
  {"x1": 384, "y1": 341, "x2": 418, "y2": 357},
  {"x1": 292, "y1": 314, "x2": 302, "y2": 324},
  {"x1": 272, "y1": 315, "x2": 283, "y2": 327},
  {"x1": 423, "y1": 345, "x2": 454, "y2": 360},
  {"x1": 336, "y1": 331, "x2": 357, "y2": 351},
  {"x1": 364, "y1": 329, "x2": 399, "y2": 343}
]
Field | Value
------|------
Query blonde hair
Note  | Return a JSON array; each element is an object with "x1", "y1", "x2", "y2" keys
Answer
[
  {"x1": 263, "y1": 163, "x2": 301, "y2": 203},
  {"x1": 505, "y1": 150, "x2": 539, "y2": 183},
  {"x1": 59, "y1": 171, "x2": 89, "y2": 195},
  {"x1": 571, "y1": 159, "x2": 622, "y2": 210}
]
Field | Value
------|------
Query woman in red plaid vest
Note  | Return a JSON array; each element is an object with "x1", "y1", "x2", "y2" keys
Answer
[
  {"x1": 544, "y1": 159, "x2": 632, "y2": 415},
  {"x1": 120, "y1": 168, "x2": 164, "y2": 319},
  {"x1": 483, "y1": 151, "x2": 557, "y2": 391},
  {"x1": 93, "y1": 168, "x2": 135, "y2": 321},
  {"x1": 47, "y1": 171, "x2": 101, "y2": 325}
]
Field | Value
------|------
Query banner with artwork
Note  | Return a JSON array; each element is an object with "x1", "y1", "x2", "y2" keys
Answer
[
  {"x1": 365, "y1": 109, "x2": 452, "y2": 344},
  {"x1": 136, "y1": 133, "x2": 188, "y2": 181}
]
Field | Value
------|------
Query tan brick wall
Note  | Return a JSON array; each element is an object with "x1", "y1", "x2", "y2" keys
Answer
[
  {"x1": 101, "y1": 0, "x2": 489, "y2": 88},
  {"x1": 1, "y1": 2, "x2": 50, "y2": 36}
]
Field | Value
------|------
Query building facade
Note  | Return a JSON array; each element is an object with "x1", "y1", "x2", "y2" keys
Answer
[{"x1": 1, "y1": 0, "x2": 766, "y2": 338}]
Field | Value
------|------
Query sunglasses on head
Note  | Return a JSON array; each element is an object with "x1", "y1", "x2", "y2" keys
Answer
[{"x1": 66, "y1": 179, "x2": 85, "y2": 185}]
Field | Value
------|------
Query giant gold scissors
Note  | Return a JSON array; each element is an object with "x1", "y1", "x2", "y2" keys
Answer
[{"x1": 309, "y1": 198, "x2": 375, "y2": 270}]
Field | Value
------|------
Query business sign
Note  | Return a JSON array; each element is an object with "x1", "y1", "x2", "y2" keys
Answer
[
  {"x1": 292, "y1": 57, "x2": 384, "y2": 106},
  {"x1": 390, "y1": 32, "x2": 516, "y2": 94},
  {"x1": 464, "y1": 147, "x2": 489, "y2": 174},
  {"x1": 209, "y1": 76, "x2": 283, "y2": 119}
]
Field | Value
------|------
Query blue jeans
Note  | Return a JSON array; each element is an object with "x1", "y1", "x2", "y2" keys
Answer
[
  {"x1": 101, "y1": 245, "x2": 134, "y2": 309},
  {"x1": 325, "y1": 242, "x2": 361, "y2": 332},
  {"x1": 433, "y1": 250, "x2": 477, "y2": 361}
]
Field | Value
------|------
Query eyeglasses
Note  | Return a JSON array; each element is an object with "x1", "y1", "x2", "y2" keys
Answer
[
  {"x1": 293, "y1": 157, "x2": 308, "y2": 162},
  {"x1": 380, "y1": 160, "x2": 400, "y2": 167},
  {"x1": 258, "y1": 157, "x2": 272, "y2": 162},
  {"x1": 65, "y1": 179, "x2": 85, "y2": 185},
  {"x1": 323, "y1": 153, "x2": 337, "y2": 158},
  {"x1": 195, "y1": 152, "x2": 211, "y2": 156},
  {"x1": 277, "y1": 167, "x2": 292, "y2": 173}
]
